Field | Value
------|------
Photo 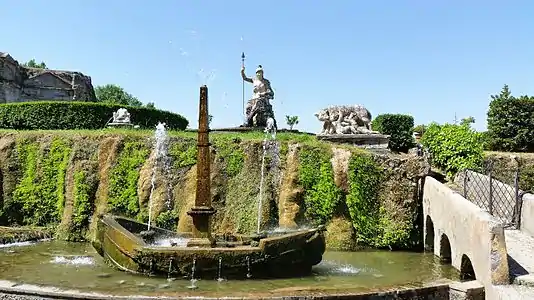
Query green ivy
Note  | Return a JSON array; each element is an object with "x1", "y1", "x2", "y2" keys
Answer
[
  {"x1": 298, "y1": 146, "x2": 342, "y2": 225},
  {"x1": 214, "y1": 139, "x2": 245, "y2": 177},
  {"x1": 12, "y1": 138, "x2": 71, "y2": 226},
  {"x1": 155, "y1": 210, "x2": 179, "y2": 230},
  {"x1": 346, "y1": 154, "x2": 382, "y2": 245},
  {"x1": 374, "y1": 206, "x2": 411, "y2": 248},
  {"x1": 108, "y1": 141, "x2": 150, "y2": 218},
  {"x1": 69, "y1": 169, "x2": 96, "y2": 240},
  {"x1": 421, "y1": 122, "x2": 483, "y2": 177},
  {"x1": 169, "y1": 139, "x2": 197, "y2": 168}
]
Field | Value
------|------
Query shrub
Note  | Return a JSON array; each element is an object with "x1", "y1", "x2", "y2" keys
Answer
[
  {"x1": 421, "y1": 122, "x2": 483, "y2": 177},
  {"x1": 487, "y1": 85, "x2": 534, "y2": 152},
  {"x1": 0, "y1": 101, "x2": 188, "y2": 130},
  {"x1": 372, "y1": 114, "x2": 415, "y2": 152}
]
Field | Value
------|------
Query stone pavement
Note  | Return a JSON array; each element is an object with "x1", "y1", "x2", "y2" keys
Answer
[{"x1": 491, "y1": 229, "x2": 534, "y2": 299}]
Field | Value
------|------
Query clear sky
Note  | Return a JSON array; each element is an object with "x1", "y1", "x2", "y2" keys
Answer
[{"x1": 2, "y1": 1, "x2": 533, "y2": 132}]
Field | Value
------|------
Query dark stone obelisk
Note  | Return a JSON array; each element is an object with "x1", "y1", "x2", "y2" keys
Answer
[{"x1": 187, "y1": 85, "x2": 216, "y2": 247}]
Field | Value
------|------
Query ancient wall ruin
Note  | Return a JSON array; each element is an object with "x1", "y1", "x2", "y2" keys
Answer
[{"x1": 0, "y1": 52, "x2": 97, "y2": 103}]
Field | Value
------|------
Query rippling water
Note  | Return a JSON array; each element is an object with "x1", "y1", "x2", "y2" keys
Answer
[{"x1": 0, "y1": 240, "x2": 459, "y2": 296}]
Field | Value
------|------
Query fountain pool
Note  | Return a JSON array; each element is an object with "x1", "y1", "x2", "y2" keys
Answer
[{"x1": 0, "y1": 240, "x2": 458, "y2": 298}]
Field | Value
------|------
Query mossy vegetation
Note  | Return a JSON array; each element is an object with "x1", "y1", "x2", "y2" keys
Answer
[
  {"x1": 11, "y1": 137, "x2": 72, "y2": 226},
  {"x1": 345, "y1": 154, "x2": 382, "y2": 245},
  {"x1": 69, "y1": 169, "x2": 98, "y2": 240},
  {"x1": 108, "y1": 141, "x2": 150, "y2": 219},
  {"x1": 0, "y1": 130, "x2": 423, "y2": 250},
  {"x1": 169, "y1": 138, "x2": 197, "y2": 168},
  {"x1": 298, "y1": 145, "x2": 342, "y2": 226},
  {"x1": 213, "y1": 139, "x2": 245, "y2": 177}
]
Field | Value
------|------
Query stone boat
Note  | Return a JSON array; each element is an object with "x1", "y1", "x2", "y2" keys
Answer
[{"x1": 92, "y1": 214, "x2": 326, "y2": 279}]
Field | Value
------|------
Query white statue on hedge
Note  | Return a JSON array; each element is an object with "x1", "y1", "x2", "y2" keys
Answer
[{"x1": 112, "y1": 108, "x2": 131, "y2": 124}]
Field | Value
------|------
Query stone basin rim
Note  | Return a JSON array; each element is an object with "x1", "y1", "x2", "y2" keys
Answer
[{"x1": 0, "y1": 279, "x2": 454, "y2": 300}]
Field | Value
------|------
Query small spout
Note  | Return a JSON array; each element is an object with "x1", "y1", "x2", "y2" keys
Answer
[
  {"x1": 217, "y1": 257, "x2": 224, "y2": 282},
  {"x1": 167, "y1": 258, "x2": 173, "y2": 279},
  {"x1": 246, "y1": 256, "x2": 252, "y2": 278}
]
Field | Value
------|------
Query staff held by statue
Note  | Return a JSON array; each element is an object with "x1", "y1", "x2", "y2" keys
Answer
[{"x1": 241, "y1": 52, "x2": 246, "y2": 123}]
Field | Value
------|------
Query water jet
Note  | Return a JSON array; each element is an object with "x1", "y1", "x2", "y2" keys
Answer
[{"x1": 92, "y1": 86, "x2": 327, "y2": 279}]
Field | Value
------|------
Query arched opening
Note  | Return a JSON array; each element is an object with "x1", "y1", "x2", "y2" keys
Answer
[
  {"x1": 424, "y1": 215, "x2": 434, "y2": 251},
  {"x1": 439, "y1": 234, "x2": 452, "y2": 264},
  {"x1": 460, "y1": 254, "x2": 476, "y2": 281}
]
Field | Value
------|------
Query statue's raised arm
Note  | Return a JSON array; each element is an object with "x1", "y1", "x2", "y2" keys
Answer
[{"x1": 241, "y1": 67, "x2": 253, "y2": 83}]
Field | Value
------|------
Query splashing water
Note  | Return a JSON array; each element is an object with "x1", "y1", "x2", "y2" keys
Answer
[
  {"x1": 152, "y1": 237, "x2": 189, "y2": 247},
  {"x1": 51, "y1": 256, "x2": 94, "y2": 266},
  {"x1": 148, "y1": 122, "x2": 170, "y2": 231},
  {"x1": 256, "y1": 118, "x2": 277, "y2": 233}
]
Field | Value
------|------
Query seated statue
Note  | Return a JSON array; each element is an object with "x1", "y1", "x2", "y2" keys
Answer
[
  {"x1": 241, "y1": 65, "x2": 276, "y2": 128},
  {"x1": 112, "y1": 108, "x2": 131, "y2": 124},
  {"x1": 315, "y1": 105, "x2": 375, "y2": 135}
]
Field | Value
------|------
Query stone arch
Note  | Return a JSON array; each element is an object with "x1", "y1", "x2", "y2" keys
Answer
[
  {"x1": 460, "y1": 254, "x2": 476, "y2": 281},
  {"x1": 424, "y1": 215, "x2": 434, "y2": 251},
  {"x1": 439, "y1": 234, "x2": 452, "y2": 264}
]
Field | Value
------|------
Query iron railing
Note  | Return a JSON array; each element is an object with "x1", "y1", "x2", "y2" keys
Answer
[{"x1": 458, "y1": 160, "x2": 521, "y2": 229}]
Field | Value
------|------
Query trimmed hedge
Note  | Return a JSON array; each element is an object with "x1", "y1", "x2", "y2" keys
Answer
[
  {"x1": 487, "y1": 86, "x2": 534, "y2": 152},
  {"x1": 0, "y1": 101, "x2": 188, "y2": 130},
  {"x1": 372, "y1": 114, "x2": 415, "y2": 152}
]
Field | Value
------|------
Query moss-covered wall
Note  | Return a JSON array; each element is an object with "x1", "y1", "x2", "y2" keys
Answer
[{"x1": 0, "y1": 131, "x2": 429, "y2": 250}]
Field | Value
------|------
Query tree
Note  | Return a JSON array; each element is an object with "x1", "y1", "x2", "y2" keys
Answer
[
  {"x1": 460, "y1": 116, "x2": 475, "y2": 127},
  {"x1": 95, "y1": 84, "x2": 143, "y2": 107},
  {"x1": 414, "y1": 124, "x2": 427, "y2": 136},
  {"x1": 285, "y1": 115, "x2": 299, "y2": 130},
  {"x1": 208, "y1": 114, "x2": 213, "y2": 126},
  {"x1": 145, "y1": 102, "x2": 156, "y2": 109},
  {"x1": 23, "y1": 59, "x2": 47, "y2": 69}
]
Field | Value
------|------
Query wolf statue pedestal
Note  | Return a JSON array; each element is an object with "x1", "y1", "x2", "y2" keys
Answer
[{"x1": 314, "y1": 105, "x2": 390, "y2": 149}]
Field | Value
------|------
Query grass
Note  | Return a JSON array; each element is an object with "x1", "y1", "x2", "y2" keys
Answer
[{"x1": 0, "y1": 128, "x2": 319, "y2": 143}]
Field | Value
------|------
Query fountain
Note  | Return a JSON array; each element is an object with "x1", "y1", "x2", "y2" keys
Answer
[{"x1": 92, "y1": 85, "x2": 327, "y2": 279}]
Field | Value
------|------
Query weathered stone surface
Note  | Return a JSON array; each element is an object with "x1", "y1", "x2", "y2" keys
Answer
[
  {"x1": 0, "y1": 52, "x2": 97, "y2": 103},
  {"x1": 316, "y1": 133, "x2": 390, "y2": 149},
  {"x1": 278, "y1": 143, "x2": 303, "y2": 229},
  {"x1": 315, "y1": 105, "x2": 374, "y2": 135}
]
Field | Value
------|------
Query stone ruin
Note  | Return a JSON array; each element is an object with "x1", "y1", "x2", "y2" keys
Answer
[
  {"x1": 315, "y1": 105, "x2": 390, "y2": 149},
  {"x1": 0, "y1": 52, "x2": 97, "y2": 103}
]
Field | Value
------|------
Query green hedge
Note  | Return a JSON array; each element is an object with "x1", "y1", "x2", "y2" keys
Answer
[
  {"x1": 421, "y1": 122, "x2": 483, "y2": 177},
  {"x1": 0, "y1": 101, "x2": 189, "y2": 130},
  {"x1": 372, "y1": 114, "x2": 415, "y2": 152},
  {"x1": 487, "y1": 86, "x2": 534, "y2": 152}
]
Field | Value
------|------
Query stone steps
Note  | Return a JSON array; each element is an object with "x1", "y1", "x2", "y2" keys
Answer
[{"x1": 505, "y1": 229, "x2": 534, "y2": 287}]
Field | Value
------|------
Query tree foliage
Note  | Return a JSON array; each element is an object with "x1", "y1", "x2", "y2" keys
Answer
[
  {"x1": 285, "y1": 115, "x2": 299, "y2": 130},
  {"x1": 421, "y1": 122, "x2": 483, "y2": 177},
  {"x1": 23, "y1": 59, "x2": 47, "y2": 69},
  {"x1": 95, "y1": 84, "x2": 143, "y2": 107},
  {"x1": 487, "y1": 84, "x2": 534, "y2": 152},
  {"x1": 372, "y1": 114, "x2": 415, "y2": 153}
]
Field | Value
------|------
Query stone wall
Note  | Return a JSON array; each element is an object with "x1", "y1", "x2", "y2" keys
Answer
[
  {"x1": 0, "y1": 131, "x2": 429, "y2": 251},
  {"x1": 0, "y1": 52, "x2": 97, "y2": 103}
]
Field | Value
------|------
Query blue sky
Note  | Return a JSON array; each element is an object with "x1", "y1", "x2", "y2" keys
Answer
[{"x1": 2, "y1": 1, "x2": 533, "y2": 132}]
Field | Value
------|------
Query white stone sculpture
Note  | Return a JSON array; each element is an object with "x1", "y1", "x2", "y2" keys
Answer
[
  {"x1": 315, "y1": 105, "x2": 375, "y2": 135},
  {"x1": 112, "y1": 108, "x2": 131, "y2": 124}
]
